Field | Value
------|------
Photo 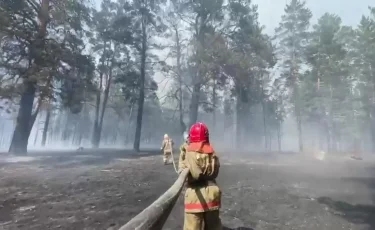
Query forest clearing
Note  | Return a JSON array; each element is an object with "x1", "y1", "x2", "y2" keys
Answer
[
  {"x1": 0, "y1": 150, "x2": 374, "y2": 230},
  {"x1": 1, "y1": 0, "x2": 375, "y2": 229}
]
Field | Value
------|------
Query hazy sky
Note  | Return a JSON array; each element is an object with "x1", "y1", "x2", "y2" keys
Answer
[
  {"x1": 94, "y1": 0, "x2": 374, "y2": 32},
  {"x1": 254, "y1": 0, "x2": 373, "y2": 34},
  {"x1": 93, "y1": 0, "x2": 374, "y2": 98}
]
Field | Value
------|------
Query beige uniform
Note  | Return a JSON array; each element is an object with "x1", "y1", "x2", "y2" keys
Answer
[
  {"x1": 180, "y1": 143, "x2": 222, "y2": 230},
  {"x1": 178, "y1": 142, "x2": 188, "y2": 173},
  {"x1": 161, "y1": 138, "x2": 174, "y2": 164}
]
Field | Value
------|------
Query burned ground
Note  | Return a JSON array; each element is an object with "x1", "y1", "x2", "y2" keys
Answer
[{"x1": 0, "y1": 150, "x2": 375, "y2": 230}]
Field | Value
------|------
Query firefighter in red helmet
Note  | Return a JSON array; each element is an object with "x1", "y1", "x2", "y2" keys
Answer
[{"x1": 180, "y1": 122, "x2": 222, "y2": 230}]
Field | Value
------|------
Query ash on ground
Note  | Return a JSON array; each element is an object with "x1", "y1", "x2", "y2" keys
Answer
[{"x1": 0, "y1": 150, "x2": 374, "y2": 230}]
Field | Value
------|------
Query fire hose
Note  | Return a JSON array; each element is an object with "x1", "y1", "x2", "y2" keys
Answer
[
  {"x1": 171, "y1": 148, "x2": 179, "y2": 173},
  {"x1": 166, "y1": 147, "x2": 179, "y2": 174},
  {"x1": 119, "y1": 138, "x2": 187, "y2": 230},
  {"x1": 119, "y1": 168, "x2": 189, "y2": 230},
  {"x1": 162, "y1": 138, "x2": 182, "y2": 174}
]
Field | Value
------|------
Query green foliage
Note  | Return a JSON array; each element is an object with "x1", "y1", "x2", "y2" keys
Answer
[
  {"x1": 225, "y1": 0, "x2": 275, "y2": 103},
  {"x1": 2, "y1": 0, "x2": 375, "y2": 152},
  {"x1": 0, "y1": 0, "x2": 93, "y2": 111},
  {"x1": 273, "y1": 3, "x2": 375, "y2": 151},
  {"x1": 275, "y1": 0, "x2": 312, "y2": 89},
  {"x1": 304, "y1": 13, "x2": 348, "y2": 121}
]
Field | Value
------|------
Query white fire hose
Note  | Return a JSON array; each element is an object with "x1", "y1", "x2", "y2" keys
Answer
[
  {"x1": 170, "y1": 147, "x2": 179, "y2": 174},
  {"x1": 166, "y1": 133, "x2": 188, "y2": 174}
]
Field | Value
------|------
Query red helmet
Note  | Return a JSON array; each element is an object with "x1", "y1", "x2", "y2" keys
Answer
[{"x1": 189, "y1": 122, "x2": 209, "y2": 143}]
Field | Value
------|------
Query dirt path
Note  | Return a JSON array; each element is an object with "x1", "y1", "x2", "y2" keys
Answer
[{"x1": 0, "y1": 151, "x2": 374, "y2": 230}]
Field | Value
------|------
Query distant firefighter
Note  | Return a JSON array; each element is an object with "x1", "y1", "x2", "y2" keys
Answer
[
  {"x1": 161, "y1": 133, "x2": 174, "y2": 165},
  {"x1": 180, "y1": 122, "x2": 222, "y2": 230},
  {"x1": 178, "y1": 132, "x2": 189, "y2": 174}
]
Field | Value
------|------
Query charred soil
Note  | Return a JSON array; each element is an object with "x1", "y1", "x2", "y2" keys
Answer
[{"x1": 0, "y1": 150, "x2": 374, "y2": 230}]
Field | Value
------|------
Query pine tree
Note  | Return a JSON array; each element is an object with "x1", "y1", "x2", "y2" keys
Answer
[
  {"x1": 354, "y1": 7, "x2": 375, "y2": 152},
  {"x1": 1, "y1": 0, "x2": 93, "y2": 154},
  {"x1": 305, "y1": 13, "x2": 348, "y2": 152},
  {"x1": 275, "y1": 0, "x2": 312, "y2": 152}
]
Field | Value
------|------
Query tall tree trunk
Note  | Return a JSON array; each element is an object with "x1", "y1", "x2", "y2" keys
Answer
[
  {"x1": 0, "y1": 122, "x2": 4, "y2": 148},
  {"x1": 188, "y1": 83, "x2": 200, "y2": 127},
  {"x1": 125, "y1": 104, "x2": 134, "y2": 145},
  {"x1": 371, "y1": 65, "x2": 375, "y2": 153},
  {"x1": 49, "y1": 122, "x2": 54, "y2": 145},
  {"x1": 9, "y1": 82, "x2": 37, "y2": 155},
  {"x1": 178, "y1": 89, "x2": 186, "y2": 134},
  {"x1": 33, "y1": 116, "x2": 39, "y2": 146},
  {"x1": 277, "y1": 120, "x2": 282, "y2": 152},
  {"x1": 92, "y1": 76, "x2": 103, "y2": 147},
  {"x1": 92, "y1": 89, "x2": 101, "y2": 147},
  {"x1": 261, "y1": 74, "x2": 267, "y2": 151},
  {"x1": 294, "y1": 84, "x2": 303, "y2": 152},
  {"x1": 291, "y1": 40, "x2": 303, "y2": 153},
  {"x1": 77, "y1": 128, "x2": 83, "y2": 146},
  {"x1": 9, "y1": 0, "x2": 49, "y2": 155},
  {"x1": 29, "y1": 104, "x2": 40, "y2": 134},
  {"x1": 371, "y1": 106, "x2": 375, "y2": 154},
  {"x1": 235, "y1": 86, "x2": 248, "y2": 149},
  {"x1": 174, "y1": 26, "x2": 186, "y2": 134},
  {"x1": 41, "y1": 107, "x2": 51, "y2": 146},
  {"x1": 133, "y1": 14, "x2": 147, "y2": 152},
  {"x1": 331, "y1": 125, "x2": 337, "y2": 153},
  {"x1": 188, "y1": 17, "x2": 206, "y2": 128},
  {"x1": 72, "y1": 124, "x2": 77, "y2": 146},
  {"x1": 212, "y1": 78, "x2": 217, "y2": 132},
  {"x1": 95, "y1": 55, "x2": 114, "y2": 147},
  {"x1": 92, "y1": 41, "x2": 107, "y2": 148},
  {"x1": 235, "y1": 99, "x2": 243, "y2": 149},
  {"x1": 96, "y1": 77, "x2": 111, "y2": 145},
  {"x1": 325, "y1": 122, "x2": 331, "y2": 152},
  {"x1": 262, "y1": 101, "x2": 267, "y2": 151},
  {"x1": 297, "y1": 115, "x2": 303, "y2": 152},
  {"x1": 269, "y1": 132, "x2": 272, "y2": 151}
]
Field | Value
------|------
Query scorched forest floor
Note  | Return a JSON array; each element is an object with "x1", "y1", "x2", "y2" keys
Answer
[{"x1": 0, "y1": 149, "x2": 375, "y2": 230}]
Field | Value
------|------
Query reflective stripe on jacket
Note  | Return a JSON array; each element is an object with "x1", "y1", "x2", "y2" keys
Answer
[
  {"x1": 182, "y1": 143, "x2": 221, "y2": 213},
  {"x1": 184, "y1": 180, "x2": 221, "y2": 213}
]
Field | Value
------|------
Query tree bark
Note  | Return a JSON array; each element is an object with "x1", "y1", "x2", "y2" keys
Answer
[
  {"x1": 9, "y1": 0, "x2": 50, "y2": 155},
  {"x1": 92, "y1": 76, "x2": 103, "y2": 147},
  {"x1": 133, "y1": 14, "x2": 147, "y2": 152},
  {"x1": 371, "y1": 65, "x2": 375, "y2": 153},
  {"x1": 235, "y1": 99, "x2": 242, "y2": 148},
  {"x1": 188, "y1": 15, "x2": 206, "y2": 128},
  {"x1": 294, "y1": 85, "x2": 303, "y2": 153},
  {"x1": 262, "y1": 101, "x2": 267, "y2": 151},
  {"x1": 92, "y1": 40, "x2": 107, "y2": 148},
  {"x1": 9, "y1": 82, "x2": 37, "y2": 155},
  {"x1": 41, "y1": 106, "x2": 51, "y2": 146},
  {"x1": 125, "y1": 104, "x2": 134, "y2": 144},
  {"x1": 277, "y1": 120, "x2": 282, "y2": 152},
  {"x1": 188, "y1": 83, "x2": 200, "y2": 127},
  {"x1": 370, "y1": 106, "x2": 375, "y2": 154},
  {"x1": 95, "y1": 51, "x2": 114, "y2": 147},
  {"x1": 33, "y1": 116, "x2": 40, "y2": 146},
  {"x1": 212, "y1": 78, "x2": 217, "y2": 132},
  {"x1": 297, "y1": 115, "x2": 303, "y2": 152},
  {"x1": 174, "y1": 26, "x2": 186, "y2": 134}
]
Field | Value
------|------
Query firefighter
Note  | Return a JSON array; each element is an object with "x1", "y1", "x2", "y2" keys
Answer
[
  {"x1": 180, "y1": 122, "x2": 222, "y2": 230},
  {"x1": 161, "y1": 133, "x2": 174, "y2": 164},
  {"x1": 178, "y1": 132, "x2": 189, "y2": 174}
]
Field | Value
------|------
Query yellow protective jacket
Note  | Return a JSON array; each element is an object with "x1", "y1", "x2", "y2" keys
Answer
[
  {"x1": 182, "y1": 142, "x2": 221, "y2": 213},
  {"x1": 178, "y1": 142, "x2": 188, "y2": 172},
  {"x1": 161, "y1": 138, "x2": 174, "y2": 153}
]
